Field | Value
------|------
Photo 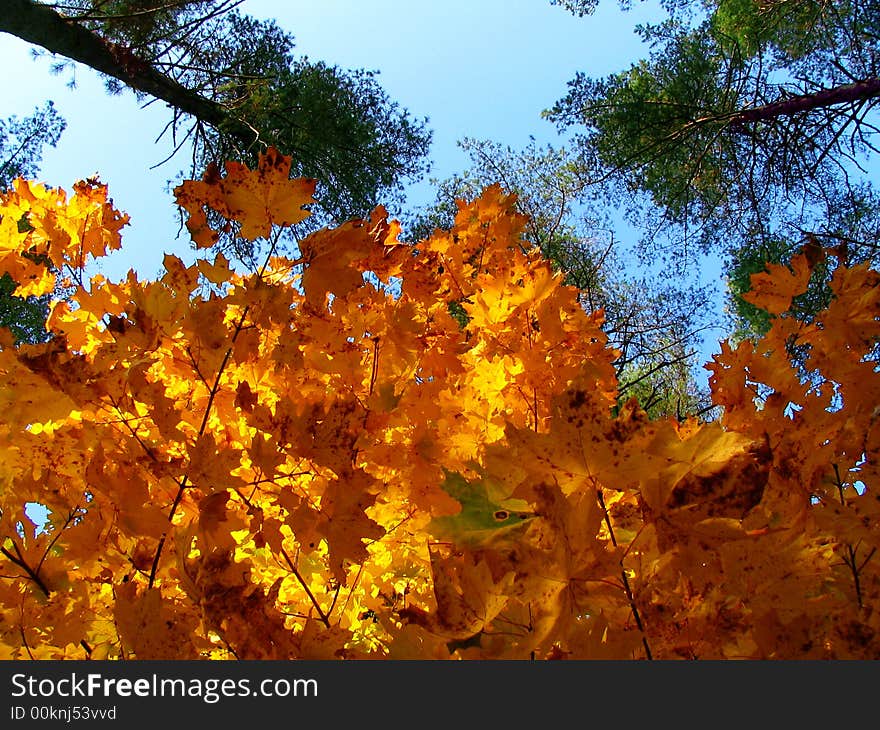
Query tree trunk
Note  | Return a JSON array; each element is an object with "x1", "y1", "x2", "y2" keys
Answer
[{"x1": 0, "y1": 0, "x2": 252, "y2": 144}]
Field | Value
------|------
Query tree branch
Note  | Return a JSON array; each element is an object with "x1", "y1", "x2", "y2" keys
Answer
[{"x1": 729, "y1": 77, "x2": 880, "y2": 129}]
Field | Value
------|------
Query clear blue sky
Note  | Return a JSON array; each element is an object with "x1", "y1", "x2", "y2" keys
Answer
[{"x1": 0, "y1": 1, "x2": 727, "y2": 366}]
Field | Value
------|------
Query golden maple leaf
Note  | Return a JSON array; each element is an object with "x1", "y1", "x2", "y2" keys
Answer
[{"x1": 174, "y1": 147, "x2": 315, "y2": 245}]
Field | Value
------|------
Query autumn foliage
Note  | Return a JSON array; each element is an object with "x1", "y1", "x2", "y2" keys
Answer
[{"x1": 0, "y1": 149, "x2": 878, "y2": 660}]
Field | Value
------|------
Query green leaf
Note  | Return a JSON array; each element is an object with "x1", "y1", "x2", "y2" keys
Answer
[{"x1": 427, "y1": 468, "x2": 535, "y2": 547}]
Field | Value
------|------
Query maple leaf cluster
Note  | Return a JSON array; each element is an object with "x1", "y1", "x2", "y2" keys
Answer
[{"x1": 0, "y1": 149, "x2": 878, "y2": 659}]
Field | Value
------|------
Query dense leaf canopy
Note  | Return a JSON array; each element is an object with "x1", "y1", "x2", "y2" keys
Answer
[
  {"x1": 410, "y1": 137, "x2": 716, "y2": 419},
  {"x1": 0, "y1": 152, "x2": 878, "y2": 659}
]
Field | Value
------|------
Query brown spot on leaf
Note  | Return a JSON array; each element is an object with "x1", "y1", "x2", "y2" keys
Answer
[{"x1": 667, "y1": 439, "x2": 772, "y2": 519}]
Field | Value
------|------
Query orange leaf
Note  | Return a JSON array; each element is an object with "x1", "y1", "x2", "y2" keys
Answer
[
  {"x1": 740, "y1": 253, "x2": 814, "y2": 315},
  {"x1": 318, "y1": 470, "x2": 385, "y2": 583},
  {"x1": 114, "y1": 584, "x2": 198, "y2": 659},
  {"x1": 174, "y1": 148, "x2": 315, "y2": 244}
]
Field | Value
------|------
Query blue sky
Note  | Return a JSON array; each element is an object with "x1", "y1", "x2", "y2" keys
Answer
[{"x1": 0, "y1": 1, "x2": 727, "y2": 367}]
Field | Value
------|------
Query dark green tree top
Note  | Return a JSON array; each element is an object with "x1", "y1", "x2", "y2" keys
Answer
[
  {"x1": 0, "y1": 101, "x2": 65, "y2": 188},
  {"x1": 546, "y1": 0, "x2": 880, "y2": 340}
]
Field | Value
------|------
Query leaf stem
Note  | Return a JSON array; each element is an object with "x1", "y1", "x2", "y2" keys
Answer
[
  {"x1": 832, "y1": 463, "x2": 866, "y2": 608},
  {"x1": 1, "y1": 542, "x2": 51, "y2": 598},
  {"x1": 281, "y1": 546, "x2": 331, "y2": 628},
  {"x1": 148, "y1": 302, "x2": 250, "y2": 588},
  {"x1": 596, "y1": 487, "x2": 653, "y2": 660}
]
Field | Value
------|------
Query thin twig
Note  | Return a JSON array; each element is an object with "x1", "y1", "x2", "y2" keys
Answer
[
  {"x1": 1, "y1": 543, "x2": 51, "y2": 598},
  {"x1": 596, "y1": 487, "x2": 653, "y2": 660},
  {"x1": 280, "y1": 547, "x2": 331, "y2": 628},
  {"x1": 832, "y1": 463, "x2": 866, "y2": 608}
]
